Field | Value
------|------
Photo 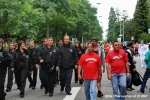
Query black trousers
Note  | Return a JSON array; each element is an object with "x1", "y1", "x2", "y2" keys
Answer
[
  {"x1": 40, "y1": 68, "x2": 55, "y2": 93},
  {"x1": 55, "y1": 71, "x2": 59, "y2": 84},
  {"x1": 0, "y1": 73, "x2": 6, "y2": 99},
  {"x1": 27, "y1": 65, "x2": 38, "y2": 87},
  {"x1": 74, "y1": 68, "x2": 78, "y2": 82},
  {"x1": 60, "y1": 68, "x2": 73, "y2": 93},
  {"x1": 16, "y1": 68, "x2": 27, "y2": 94},
  {"x1": 7, "y1": 67, "x2": 13, "y2": 90}
]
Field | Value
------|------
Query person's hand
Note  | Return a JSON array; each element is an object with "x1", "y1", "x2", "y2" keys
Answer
[
  {"x1": 11, "y1": 68, "x2": 14, "y2": 71},
  {"x1": 103, "y1": 68, "x2": 105, "y2": 73},
  {"x1": 127, "y1": 73, "x2": 130, "y2": 78},
  {"x1": 40, "y1": 59, "x2": 44, "y2": 63},
  {"x1": 107, "y1": 74, "x2": 111, "y2": 80},
  {"x1": 133, "y1": 68, "x2": 136, "y2": 72},
  {"x1": 35, "y1": 64, "x2": 40, "y2": 69},
  {"x1": 75, "y1": 65, "x2": 78, "y2": 69},
  {"x1": 98, "y1": 75, "x2": 102, "y2": 80},
  {"x1": 56, "y1": 66, "x2": 59, "y2": 71},
  {"x1": 78, "y1": 74, "x2": 82, "y2": 80},
  {"x1": 134, "y1": 60, "x2": 137, "y2": 64}
]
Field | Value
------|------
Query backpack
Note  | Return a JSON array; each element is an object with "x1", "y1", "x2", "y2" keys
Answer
[{"x1": 132, "y1": 71, "x2": 142, "y2": 86}]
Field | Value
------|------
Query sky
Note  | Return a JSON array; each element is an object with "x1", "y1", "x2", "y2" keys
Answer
[{"x1": 89, "y1": 0, "x2": 137, "y2": 40}]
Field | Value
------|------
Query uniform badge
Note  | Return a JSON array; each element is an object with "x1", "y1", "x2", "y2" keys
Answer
[{"x1": 70, "y1": 49, "x2": 73, "y2": 52}]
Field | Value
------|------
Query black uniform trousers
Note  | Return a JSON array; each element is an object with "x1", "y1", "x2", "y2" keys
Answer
[
  {"x1": 27, "y1": 65, "x2": 37, "y2": 87},
  {"x1": 60, "y1": 67, "x2": 73, "y2": 93},
  {"x1": 16, "y1": 66, "x2": 27, "y2": 94},
  {"x1": 40, "y1": 68, "x2": 55, "y2": 93},
  {"x1": 74, "y1": 68, "x2": 78, "y2": 82},
  {"x1": 0, "y1": 72, "x2": 6, "y2": 100},
  {"x1": 7, "y1": 67, "x2": 14, "y2": 90}
]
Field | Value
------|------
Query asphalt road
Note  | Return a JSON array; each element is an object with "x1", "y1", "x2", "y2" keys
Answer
[{"x1": 5, "y1": 57, "x2": 150, "y2": 100}]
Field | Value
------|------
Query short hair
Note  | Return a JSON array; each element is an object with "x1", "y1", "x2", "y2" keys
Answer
[
  {"x1": 42, "y1": 38, "x2": 47, "y2": 43},
  {"x1": 128, "y1": 41, "x2": 134, "y2": 47},
  {"x1": 47, "y1": 37, "x2": 53, "y2": 40},
  {"x1": 57, "y1": 38, "x2": 62, "y2": 42},
  {"x1": 29, "y1": 39, "x2": 34, "y2": 42},
  {"x1": 113, "y1": 41, "x2": 119, "y2": 46},
  {"x1": 0, "y1": 38, "x2": 4, "y2": 43},
  {"x1": 9, "y1": 42, "x2": 15, "y2": 46},
  {"x1": 64, "y1": 35, "x2": 69, "y2": 39},
  {"x1": 87, "y1": 42, "x2": 94, "y2": 48}
]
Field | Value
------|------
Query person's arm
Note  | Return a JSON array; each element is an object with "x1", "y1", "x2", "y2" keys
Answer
[
  {"x1": 78, "y1": 65, "x2": 82, "y2": 79},
  {"x1": 73, "y1": 47, "x2": 78, "y2": 65},
  {"x1": 100, "y1": 49, "x2": 105, "y2": 72},
  {"x1": 127, "y1": 51, "x2": 136, "y2": 70},
  {"x1": 56, "y1": 48, "x2": 61, "y2": 71},
  {"x1": 0, "y1": 50, "x2": 12, "y2": 64},
  {"x1": 144, "y1": 51, "x2": 149, "y2": 62},
  {"x1": 126, "y1": 62, "x2": 130, "y2": 78},
  {"x1": 106, "y1": 63, "x2": 111, "y2": 80}
]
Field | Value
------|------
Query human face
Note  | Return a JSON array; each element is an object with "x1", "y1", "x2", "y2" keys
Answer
[
  {"x1": 119, "y1": 43, "x2": 123, "y2": 49},
  {"x1": 92, "y1": 40, "x2": 98, "y2": 46},
  {"x1": 88, "y1": 44, "x2": 94, "y2": 53},
  {"x1": 43, "y1": 39, "x2": 48, "y2": 46},
  {"x1": 64, "y1": 36, "x2": 70, "y2": 45},
  {"x1": 30, "y1": 41, "x2": 35, "y2": 47},
  {"x1": 0, "y1": 42, "x2": 2, "y2": 48},
  {"x1": 47, "y1": 38, "x2": 53, "y2": 46},
  {"x1": 20, "y1": 43, "x2": 25, "y2": 49},
  {"x1": 58, "y1": 40, "x2": 63, "y2": 45},
  {"x1": 113, "y1": 42, "x2": 119, "y2": 51},
  {"x1": 9, "y1": 44, "x2": 15, "y2": 50},
  {"x1": 75, "y1": 42, "x2": 79, "y2": 48}
]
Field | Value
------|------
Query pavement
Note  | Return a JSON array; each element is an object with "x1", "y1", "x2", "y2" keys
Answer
[{"x1": 5, "y1": 57, "x2": 150, "y2": 100}]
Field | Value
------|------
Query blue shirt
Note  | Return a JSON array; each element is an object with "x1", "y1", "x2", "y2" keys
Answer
[{"x1": 144, "y1": 50, "x2": 150, "y2": 68}]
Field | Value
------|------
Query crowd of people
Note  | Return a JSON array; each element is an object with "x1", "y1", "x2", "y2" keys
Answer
[{"x1": 0, "y1": 36, "x2": 150, "y2": 100}]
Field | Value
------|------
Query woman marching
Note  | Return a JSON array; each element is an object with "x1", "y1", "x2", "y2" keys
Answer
[
  {"x1": 74, "y1": 41, "x2": 85, "y2": 84},
  {"x1": 13, "y1": 41, "x2": 31, "y2": 98}
]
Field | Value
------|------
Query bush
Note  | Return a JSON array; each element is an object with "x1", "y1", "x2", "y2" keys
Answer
[{"x1": 138, "y1": 33, "x2": 150, "y2": 43}]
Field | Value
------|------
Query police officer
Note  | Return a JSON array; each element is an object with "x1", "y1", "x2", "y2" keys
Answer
[
  {"x1": 58, "y1": 35, "x2": 78, "y2": 95},
  {"x1": 27, "y1": 39, "x2": 39, "y2": 89},
  {"x1": 38, "y1": 38, "x2": 47, "y2": 89},
  {"x1": 0, "y1": 38, "x2": 12, "y2": 100},
  {"x1": 39, "y1": 37, "x2": 60, "y2": 97},
  {"x1": 6, "y1": 43, "x2": 16, "y2": 92},
  {"x1": 13, "y1": 41, "x2": 31, "y2": 98}
]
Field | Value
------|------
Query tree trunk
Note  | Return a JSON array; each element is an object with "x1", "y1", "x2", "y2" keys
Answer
[{"x1": 46, "y1": 18, "x2": 49, "y2": 38}]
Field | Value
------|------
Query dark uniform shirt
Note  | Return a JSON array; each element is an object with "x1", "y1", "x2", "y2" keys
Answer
[
  {"x1": 19, "y1": 52, "x2": 26, "y2": 63},
  {"x1": 94, "y1": 50, "x2": 98, "y2": 54},
  {"x1": 45, "y1": 46, "x2": 53, "y2": 63}
]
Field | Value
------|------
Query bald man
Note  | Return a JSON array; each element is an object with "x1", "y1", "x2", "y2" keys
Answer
[{"x1": 58, "y1": 35, "x2": 78, "y2": 95}]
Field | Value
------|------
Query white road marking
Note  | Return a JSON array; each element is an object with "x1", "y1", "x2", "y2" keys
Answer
[{"x1": 63, "y1": 87, "x2": 81, "y2": 100}]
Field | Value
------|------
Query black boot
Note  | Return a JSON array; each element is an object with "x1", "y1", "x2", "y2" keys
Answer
[{"x1": 97, "y1": 90, "x2": 103, "y2": 97}]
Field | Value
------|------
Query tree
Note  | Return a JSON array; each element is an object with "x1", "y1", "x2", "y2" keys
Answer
[
  {"x1": 132, "y1": 0, "x2": 149, "y2": 41},
  {"x1": 107, "y1": 7, "x2": 117, "y2": 42}
]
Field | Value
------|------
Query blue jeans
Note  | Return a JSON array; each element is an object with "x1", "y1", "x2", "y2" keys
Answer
[
  {"x1": 140, "y1": 69, "x2": 150, "y2": 92},
  {"x1": 111, "y1": 73, "x2": 126, "y2": 100},
  {"x1": 126, "y1": 73, "x2": 132, "y2": 87},
  {"x1": 84, "y1": 80, "x2": 97, "y2": 100}
]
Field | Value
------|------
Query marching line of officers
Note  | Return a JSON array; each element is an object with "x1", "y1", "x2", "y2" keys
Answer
[{"x1": 0, "y1": 35, "x2": 80, "y2": 100}]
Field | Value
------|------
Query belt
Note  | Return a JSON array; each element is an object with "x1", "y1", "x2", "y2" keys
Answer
[
  {"x1": 20, "y1": 62, "x2": 25, "y2": 64},
  {"x1": 146, "y1": 68, "x2": 150, "y2": 70}
]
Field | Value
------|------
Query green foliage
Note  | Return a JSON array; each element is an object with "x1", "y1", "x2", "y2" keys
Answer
[
  {"x1": 107, "y1": 7, "x2": 117, "y2": 42},
  {"x1": 0, "y1": 0, "x2": 103, "y2": 43},
  {"x1": 132, "y1": 0, "x2": 149, "y2": 41},
  {"x1": 139, "y1": 33, "x2": 150, "y2": 43}
]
